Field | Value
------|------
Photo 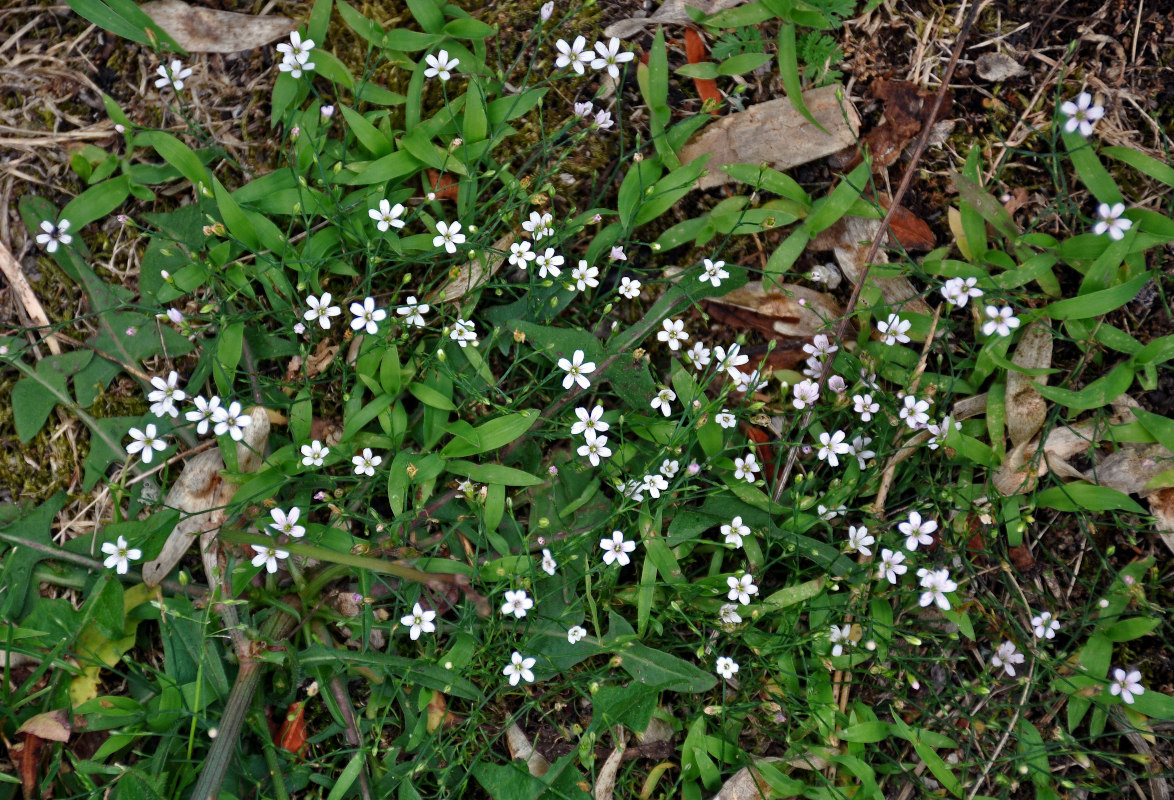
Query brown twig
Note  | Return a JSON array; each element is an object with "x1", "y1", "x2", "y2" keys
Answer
[{"x1": 772, "y1": 0, "x2": 983, "y2": 504}]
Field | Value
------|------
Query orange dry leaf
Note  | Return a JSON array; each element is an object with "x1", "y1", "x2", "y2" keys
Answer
[
  {"x1": 743, "y1": 424, "x2": 777, "y2": 483},
  {"x1": 277, "y1": 700, "x2": 308, "y2": 756},
  {"x1": 427, "y1": 169, "x2": 459, "y2": 201},
  {"x1": 684, "y1": 29, "x2": 721, "y2": 112}
]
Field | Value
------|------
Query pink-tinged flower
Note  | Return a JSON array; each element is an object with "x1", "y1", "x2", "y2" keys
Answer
[
  {"x1": 1109, "y1": 667, "x2": 1144, "y2": 704},
  {"x1": 591, "y1": 37, "x2": 634, "y2": 79},
  {"x1": 251, "y1": 543, "x2": 289, "y2": 574},
  {"x1": 1060, "y1": 92, "x2": 1104, "y2": 137},
  {"x1": 555, "y1": 36, "x2": 593, "y2": 75},
  {"x1": 155, "y1": 59, "x2": 193, "y2": 91},
  {"x1": 269, "y1": 507, "x2": 305, "y2": 538},
  {"x1": 899, "y1": 511, "x2": 937, "y2": 551},
  {"x1": 876, "y1": 548, "x2": 907, "y2": 584},
  {"x1": 990, "y1": 641, "x2": 1024, "y2": 677},
  {"x1": 1092, "y1": 202, "x2": 1132, "y2": 241}
]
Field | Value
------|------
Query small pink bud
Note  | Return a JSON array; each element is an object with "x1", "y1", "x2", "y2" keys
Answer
[
  {"x1": 320, "y1": 104, "x2": 335, "y2": 119},
  {"x1": 687, "y1": 462, "x2": 701, "y2": 476},
  {"x1": 166, "y1": 308, "x2": 184, "y2": 325},
  {"x1": 540, "y1": 1, "x2": 554, "y2": 20}
]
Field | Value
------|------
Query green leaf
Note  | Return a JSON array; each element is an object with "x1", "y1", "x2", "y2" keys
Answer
[
  {"x1": 463, "y1": 80, "x2": 488, "y2": 143},
  {"x1": 805, "y1": 161, "x2": 871, "y2": 234},
  {"x1": 445, "y1": 460, "x2": 542, "y2": 486},
  {"x1": 1063, "y1": 130, "x2": 1122, "y2": 205},
  {"x1": 408, "y1": 382, "x2": 456, "y2": 411},
  {"x1": 777, "y1": 23, "x2": 826, "y2": 132},
  {"x1": 676, "y1": 62, "x2": 719, "y2": 80},
  {"x1": 951, "y1": 171, "x2": 1019, "y2": 244},
  {"x1": 1131, "y1": 407, "x2": 1174, "y2": 453},
  {"x1": 340, "y1": 151, "x2": 423, "y2": 185},
  {"x1": 1034, "y1": 482, "x2": 1147, "y2": 514},
  {"x1": 340, "y1": 105, "x2": 393, "y2": 157},
  {"x1": 1043, "y1": 272, "x2": 1151, "y2": 320},
  {"x1": 61, "y1": 176, "x2": 130, "y2": 230},
  {"x1": 723, "y1": 163, "x2": 810, "y2": 205},
  {"x1": 1103, "y1": 617, "x2": 1160, "y2": 643},
  {"x1": 1033, "y1": 363, "x2": 1134, "y2": 411},
  {"x1": 212, "y1": 179, "x2": 260, "y2": 251},
  {"x1": 1102, "y1": 146, "x2": 1174, "y2": 189},
  {"x1": 441, "y1": 412, "x2": 537, "y2": 457},
  {"x1": 612, "y1": 640, "x2": 717, "y2": 692},
  {"x1": 66, "y1": 0, "x2": 181, "y2": 50},
  {"x1": 312, "y1": 49, "x2": 355, "y2": 89},
  {"x1": 300, "y1": 643, "x2": 485, "y2": 699},
  {"x1": 407, "y1": 0, "x2": 444, "y2": 32},
  {"x1": 718, "y1": 52, "x2": 772, "y2": 75},
  {"x1": 444, "y1": 17, "x2": 494, "y2": 38},
  {"x1": 139, "y1": 132, "x2": 210, "y2": 188}
]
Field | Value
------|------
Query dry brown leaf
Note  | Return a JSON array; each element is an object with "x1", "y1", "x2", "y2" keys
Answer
[
  {"x1": 141, "y1": 0, "x2": 298, "y2": 53},
  {"x1": 593, "y1": 727, "x2": 626, "y2": 800},
  {"x1": 699, "y1": 280, "x2": 845, "y2": 340},
  {"x1": 1006, "y1": 322, "x2": 1052, "y2": 447},
  {"x1": 877, "y1": 195, "x2": 936, "y2": 251},
  {"x1": 811, "y1": 216, "x2": 931, "y2": 317},
  {"x1": 831, "y1": 80, "x2": 951, "y2": 171},
  {"x1": 1081, "y1": 443, "x2": 1172, "y2": 497},
  {"x1": 428, "y1": 232, "x2": 513, "y2": 305},
  {"x1": 603, "y1": 0, "x2": 749, "y2": 38},
  {"x1": 1149, "y1": 488, "x2": 1174, "y2": 555},
  {"x1": 975, "y1": 52, "x2": 1026, "y2": 82},
  {"x1": 710, "y1": 753, "x2": 829, "y2": 800},
  {"x1": 993, "y1": 439, "x2": 1045, "y2": 496},
  {"x1": 17, "y1": 710, "x2": 71, "y2": 742},
  {"x1": 678, "y1": 85, "x2": 859, "y2": 191},
  {"x1": 505, "y1": 723, "x2": 551, "y2": 777}
]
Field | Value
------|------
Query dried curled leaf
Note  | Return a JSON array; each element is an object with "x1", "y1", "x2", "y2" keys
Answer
[
  {"x1": 811, "y1": 216, "x2": 931, "y2": 317},
  {"x1": 603, "y1": 0, "x2": 750, "y2": 38},
  {"x1": 141, "y1": 0, "x2": 297, "y2": 52},
  {"x1": 505, "y1": 722, "x2": 551, "y2": 777},
  {"x1": 1006, "y1": 322, "x2": 1053, "y2": 447}
]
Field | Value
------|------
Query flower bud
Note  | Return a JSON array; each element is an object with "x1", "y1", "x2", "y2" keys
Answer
[{"x1": 540, "y1": 1, "x2": 554, "y2": 19}]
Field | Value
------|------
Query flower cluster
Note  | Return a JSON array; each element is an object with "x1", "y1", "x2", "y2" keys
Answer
[{"x1": 276, "y1": 32, "x2": 315, "y2": 78}]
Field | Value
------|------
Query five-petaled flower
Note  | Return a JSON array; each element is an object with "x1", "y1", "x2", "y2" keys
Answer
[
  {"x1": 899, "y1": 511, "x2": 938, "y2": 551},
  {"x1": 981, "y1": 305, "x2": 1021, "y2": 337},
  {"x1": 1060, "y1": 92, "x2": 1104, "y2": 138},
  {"x1": 846, "y1": 524, "x2": 874, "y2": 556},
  {"x1": 569, "y1": 260, "x2": 599, "y2": 291},
  {"x1": 721, "y1": 516, "x2": 750, "y2": 548},
  {"x1": 577, "y1": 432, "x2": 612, "y2": 466},
  {"x1": 301, "y1": 440, "x2": 329, "y2": 467},
  {"x1": 558, "y1": 349, "x2": 595, "y2": 390},
  {"x1": 304, "y1": 293, "x2": 341, "y2": 329},
  {"x1": 700, "y1": 258, "x2": 728, "y2": 287},
  {"x1": 148, "y1": 371, "x2": 186, "y2": 419},
  {"x1": 503, "y1": 651, "x2": 536, "y2": 685},
  {"x1": 657, "y1": 318, "x2": 689, "y2": 350},
  {"x1": 269, "y1": 507, "x2": 306, "y2": 539},
  {"x1": 251, "y1": 543, "x2": 289, "y2": 574},
  {"x1": 127, "y1": 424, "x2": 168, "y2": 464},
  {"x1": 727, "y1": 573, "x2": 758, "y2": 605},
  {"x1": 370, "y1": 199, "x2": 406, "y2": 232},
  {"x1": 618, "y1": 276, "x2": 641, "y2": 299},
  {"x1": 852, "y1": 393, "x2": 879, "y2": 422},
  {"x1": 186, "y1": 395, "x2": 222, "y2": 436},
  {"x1": 1093, "y1": 202, "x2": 1132, "y2": 241},
  {"x1": 352, "y1": 448, "x2": 382, "y2": 476},
  {"x1": 715, "y1": 656, "x2": 739, "y2": 679},
  {"x1": 433, "y1": 220, "x2": 466, "y2": 253},
  {"x1": 523, "y1": 211, "x2": 555, "y2": 240},
  {"x1": 277, "y1": 31, "x2": 315, "y2": 64},
  {"x1": 36, "y1": 219, "x2": 72, "y2": 253},
  {"x1": 650, "y1": 386, "x2": 676, "y2": 417},
  {"x1": 449, "y1": 318, "x2": 477, "y2": 347},
  {"x1": 534, "y1": 248, "x2": 564, "y2": 278},
  {"x1": 878, "y1": 314, "x2": 911, "y2": 346},
  {"x1": 567, "y1": 625, "x2": 587, "y2": 644},
  {"x1": 876, "y1": 548, "x2": 907, "y2": 584},
  {"x1": 600, "y1": 530, "x2": 636, "y2": 566},
  {"x1": 830, "y1": 623, "x2": 854, "y2": 657},
  {"x1": 571, "y1": 405, "x2": 609, "y2": 437},
  {"x1": 733, "y1": 453, "x2": 759, "y2": 482},
  {"x1": 719, "y1": 604, "x2": 742, "y2": 625},
  {"x1": 716, "y1": 410, "x2": 736, "y2": 429},
  {"x1": 396, "y1": 296, "x2": 429, "y2": 328},
  {"x1": 501, "y1": 588, "x2": 534, "y2": 619},
  {"x1": 817, "y1": 430, "x2": 851, "y2": 467},
  {"x1": 555, "y1": 36, "x2": 593, "y2": 74},
  {"x1": 541, "y1": 548, "x2": 558, "y2": 576},
  {"x1": 1031, "y1": 610, "x2": 1061, "y2": 640},
  {"x1": 916, "y1": 567, "x2": 957, "y2": 610},
  {"x1": 591, "y1": 37, "x2": 634, "y2": 79},
  {"x1": 102, "y1": 535, "x2": 142, "y2": 575},
  {"x1": 424, "y1": 49, "x2": 459, "y2": 81},
  {"x1": 1109, "y1": 667, "x2": 1144, "y2": 704},
  {"x1": 401, "y1": 602, "x2": 436, "y2": 640},
  {"x1": 155, "y1": 60, "x2": 193, "y2": 91},
  {"x1": 509, "y1": 240, "x2": 535, "y2": 268},
  {"x1": 213, "y1": 400, "x2": 251, "y2": 441},
  {"x1": 350, "y1": 296, "x2": 387, "y2": 335},
  {"x1": 941, "y1": 277, "x2": 983, "y2": 308},
  {"x1": 990, "y1": 641, "x2": 1024, "y2": 677}
]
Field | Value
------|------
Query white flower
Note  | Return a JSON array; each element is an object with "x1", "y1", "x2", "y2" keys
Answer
[
  {"x1": 126, "y1": 424, "x2": 168, "y2": 464},
  {"x1": 593, "y1": 109, "x2": 614, "y2": 130},
  {"x1": 501, "y1": 588, "x2": 534, "y2": 619},
  {"x1": 401, "y1": 602, "x2": 436, "y2": 640},
  {"x1": 269, "y1": 507, "x2": 305, "y2": 539},
  {"x1": 641, "y1": 473, "x2": 669, "y2": 498},
  {"x1": 793, "y1": 379, "x2": 820, "y2": 410},
  {"x1": 591, "y1": 37, "x2": 634, "y2": 79},
  {"x1": 523, "y1": 211, "x2": 555, "y2": 240},
  {"x1": 148, "y1": 371, "x2": 186, "y2": 418},
  {"x1": 573, "y1": 100, "x2": 594, "y2": 117},
  {"x1": 251, "y1": 543, "x2": 289, "y2": 574},
  {"x1": 350, "y1": 296, "x2": 388, "y2": 335},
  {"x1": 558, "y1": 349, "x2": 596, "y2": 390},
  {"x1": 321, "y1": 104, "x2": 335, "y2": 119},
  {"x1": 818, "y1": 504, "x2": 845, "y2": 521},
  {"x1": 424, "y1": 49, "x2": 459, "y2": 81},
  {"x1": 726, "y1": 573, "x2": 758, "y2": 605},
  {"x1": 899, "y1": 511, "x2": 938, "y2": 551},
  {"x1": 878, "y1": 314, "x2": 911, "y2": 346},
  {"x1": 352, "y1": 448, "x2": 382, "y2": 476},
  {"x1": 715, "y1": 656, "x2": 740, "y2": 679},
  {"x1": 713, "y1": 344, "x2": 749, "y2": 373},
  {"x1": 716, "y1": 410, "x2": 736, "y2": 429},
  {"x1": 396, "y1": 296, "x2": 430, "y2": 328},
  {"x1": 876, "y1": 548, "x2": 907, "y2": 584},
  {"x1": 540, "y1": 1, "x2": 554, "y2": 21},
  {"x1": 852, "y1": 394, "x2": 879, "y2": 422},
  {"x1": 816, "y1": 430, "x2": 850, "y2": 467},
  {"x1": 555, "y1": 36, "x2": 593, "y2": 74},
  {"x1": 699, "y1": 258, "x2": 729, "y2": 287},
  {"x1": 848, "y1": 435, "x2": 875, "y2": 469},
  {"x1": 541, "y1": 548, "x2": 558, "y2": 576},
  {"x1": 569, "y1": 260, "x2": 599, "y2": 291},
  {"x1": 1093, "y1": 202, "x2": 1132, "y2": 241},
  {"x1": 35, "y1": 219, "x2": 72, "y2": 253},
  {"x1": 618, "y1": 276, "x2": 641, "y2": 299},
  {"x1": 278, "y1": 53, "x2": 315, "y2": 78},
  {"x1": 899, "y1": 395, "x2": 931, "y2": 429},
  {"x1": 534, "y1": 248, "x2": 564, "y2": 278},
  {"x1": 801, "y1": 356, "x2": 822, "y2": 380},
  {"x1": 846, "y1": 525, "x2": 874, "y2": 556},
  {"x1": 456, "y1": 478, "x2": 475, "y2": 496},
  {"x1": 370, "y1": 199, "x2": 406, "y2": 231},
  {"x1": 609, "y1": 245, "x2": 627, "y2": 261},
  {"x1": 718, "y1": 603, "x2": 742, "y2": 625},
  {"x1": 509, "y1": 240, "x2": 535, "y2": 268},
  {"x1": 830, "y1": 624, "x2": 854, "y2": 657},
  {"x1": 600, "y1": 530, "x2": 636, "y2": 566},
  {"x1": 449, "y1": 318, "x2": 477, "y2": 347},
  {"x1": 981, "y1": 305, "x2": 1021, "y2": 337},
  {"x1": 1031, "y1": 610, "x2": 1060, "y2": 640},
  {"x1": 433, "y1": 220, "x2": 466, "y2": 253},
  {"x1": 1109, "y1": 667, "x2": 1145, "y2": 704},
  {"x1": 503, "y1": 651, "x2": 536, "y2": 685},
  {"x1": 659, "y1": 459, "x2": 679, "y2": 479},
  {"x1": 567, "y1": 625, "x2": 587, "y2": 644},
  {"x1": 276, "y1": 31, "x2": 315, "y2": 64},
  {"x1": 990, "y1": 641, "x2": 1025, "y2": 677},
  {"x1": 304, "y1": 293, "x2": 342, "y2": 329},
  {"x1": 155, "y1": 59, "x2": 193, "y2": 91},
  {"x1": 686, "y1": 341, "x2": 711, "y2": 369},
  {"x1": 650, "y1": 386, "x2": 676, "y2": 417},
  {"x1": 916, "y1": 567, "x2": 957, "y2": 610},
  {"x1": 101, "y1": 535, "x2": 142, "y2": 575},
  {"x1": 1060, "y1": 92, "x2": 1104, "y2": 137},
  {"x1": 941, "y1": 277, "x2": 983, "y2": 308},
  {"x1": 657, "y1": 318, "x2": 689, "y2": 351},
  {"x1": 721, "y1": 516, "x2": 750, "y2": 548},
  {"x1": 186, "y1": 395, "x2": 221, "y2": 436},
  {"x1": 731, "y1": 369, "x2": 767, "y2": 394},
  {"x1": 733, "y1": 453, "x2": 759, "y2": 482},
  {"x1": 212, "y1": 400, "x2": 251, "y2": 441},
  {"x1": 571, "y1": 405, "x2": 609, "y2": 437},
  {"x1": 619, "y1": 479, "x2": 645, "y2": 502},
  {"x1": 301, "y1": 440, "x2": 329, "y2": 467},
  {"x1": 577, "y1": 432, "x2": 612, "y2": 466},
  {"x1": 927, "y1": 416, "x2": 959, "y2": 450}
]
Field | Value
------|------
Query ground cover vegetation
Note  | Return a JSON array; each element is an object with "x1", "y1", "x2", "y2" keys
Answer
[{"x1": 1, "y1": 0, "x2": 1173, "y2": 798}]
